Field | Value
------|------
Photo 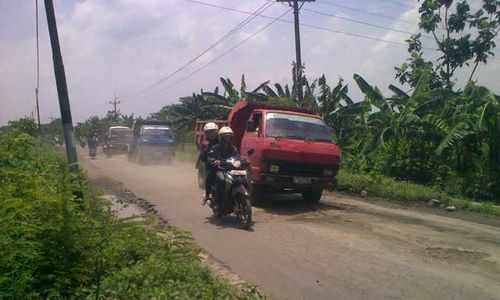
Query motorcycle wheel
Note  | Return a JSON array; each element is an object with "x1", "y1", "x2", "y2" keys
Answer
[{"x1": 237, "y1": 196, "x2": 252, "y2": 230}]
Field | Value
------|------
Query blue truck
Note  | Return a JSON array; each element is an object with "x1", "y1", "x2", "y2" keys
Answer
[{"x1": 127, "y1": 120, "x2": 176, "y2": 164}]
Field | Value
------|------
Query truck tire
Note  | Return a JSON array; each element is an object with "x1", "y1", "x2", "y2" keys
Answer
[
  {"x1": 302, "y1": 188, "x2": 323, "y2": 204},
  {"x1": 246, "y1": 168, "x2": 263, "y2": 206}
]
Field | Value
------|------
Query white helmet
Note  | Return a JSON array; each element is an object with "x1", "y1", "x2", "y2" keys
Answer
[
  {"x1": 203, "y1": 122, "x2": 219, "y2": 132},
  {"x1": 218, "y1": 126, "x2": 234, "y2": 137}
]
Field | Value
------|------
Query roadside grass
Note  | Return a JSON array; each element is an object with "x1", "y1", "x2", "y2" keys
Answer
[
  {"x1": 0, "y1": 132, "x2": 261, "y2": 299},
  {"x1": 336, "y1": 169, "x2": 500, "y2": 216}
]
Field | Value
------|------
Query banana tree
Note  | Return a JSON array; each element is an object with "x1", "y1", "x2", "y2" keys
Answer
[
  {"x1": 425, "y1": 82, "x2": 500, "y2": 200},
  {"x1": 352, "y1": 67, "x2": 437, "y2": 179},
  {"x1": 202, "y1": 75, "x2": 269, "y2": 106}
]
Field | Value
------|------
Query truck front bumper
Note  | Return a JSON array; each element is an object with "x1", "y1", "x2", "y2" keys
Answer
[
  {"x1": 138, "y1": 145, "x2": 175, "y2": 158},
  {"x1": 259, "y1": 174, "x2": 337, "y2": 192},
  {"x1": 110, "y1": 143, "x2": 128, "y2": 153}
]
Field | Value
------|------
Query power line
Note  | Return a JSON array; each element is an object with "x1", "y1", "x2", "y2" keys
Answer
[
  {"x1": 119, "y1": 0, "x2": 275, "y2": 102},
  {"x1": 181, "y1": 1, "x2": 500, "y2": 57},
  {"x1": 302, "y1": 8, "x2": 425, "y2": 38},
  {"x1": 315, "y1": 0, "x2": 416, "y2": 25},
  {"x1": 183, "y1": 0, "x2": 411, "y2": 46},
  {"x1": 128, "y1": 8, "x2": 293, "y2": 105}
]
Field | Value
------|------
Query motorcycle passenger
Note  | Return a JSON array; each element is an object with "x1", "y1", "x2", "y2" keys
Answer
[
  {"x1": 201, "y1": 122, "x2": 219, "y2": 205},
  {"x1": 206, "y1": 126, "x2": 238, "y2": 211}
]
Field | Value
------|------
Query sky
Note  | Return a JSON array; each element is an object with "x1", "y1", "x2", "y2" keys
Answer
[{"x1": 1, "y1": 0, "x2": 499, "y2": 125}]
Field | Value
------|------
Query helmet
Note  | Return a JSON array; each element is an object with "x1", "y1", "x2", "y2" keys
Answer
[
  {"x1": 218, "y1": 126, "x2": 234, "y2": 136},
  {"x1": 203, "y1": 122, "x2": 219, "y2": 132}
]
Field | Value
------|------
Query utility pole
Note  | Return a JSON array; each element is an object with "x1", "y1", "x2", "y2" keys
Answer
[
  {"x1": 276, "y1": 0, "x2": 314, "y2": 101},
  {"x1": 109, "y1": 94, "x2": 120, "y2": 118},
  {"x1": 44, "y1": 0, "x2": 78, "y2": 172},
  {"x1": 35, "y1": 0, "x2": 42, "y2": 135}
]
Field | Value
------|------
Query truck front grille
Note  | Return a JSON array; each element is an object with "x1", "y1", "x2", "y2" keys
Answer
[{"x1": 267, "y1": 160, "x2": 332, "y2": 177}]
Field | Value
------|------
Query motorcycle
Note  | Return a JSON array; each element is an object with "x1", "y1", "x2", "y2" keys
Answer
[
  {"x1": 208, "y1": 156, "x2": 252, "y2": 230},
  {"x1": 89, "y1": 145, "x2": 97, "y2": 159},
  {"x1": 103, "y1": 142, "x2": 113, "y2": 158}
]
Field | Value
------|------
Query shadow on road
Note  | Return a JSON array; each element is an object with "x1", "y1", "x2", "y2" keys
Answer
[
  {"x1": 205, "y1": 215, "x2": 255, "y2": 232},
  {"x1": 255, "y1": 193, "x2": 351, "y2": 216}
]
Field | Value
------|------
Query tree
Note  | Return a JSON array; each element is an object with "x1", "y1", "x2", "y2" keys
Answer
[
  {"x1": 6, "y1": 117, "x2": 38, "y2": 137},
  {"x1": 395, "y1": 0, "x2": 499, "y2": 88}
]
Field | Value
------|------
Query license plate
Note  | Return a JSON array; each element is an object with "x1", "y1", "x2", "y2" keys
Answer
[
  {"x1": 229, "y1": 170, "x2": 247, "y2": 176},
  {"x1": 294, "y1": 177, "x2": 311, "y2": 184}
]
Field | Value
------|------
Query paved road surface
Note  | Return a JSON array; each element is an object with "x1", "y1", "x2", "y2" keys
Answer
[{"x1": 80, "y1": 153, "x2": 500, "y2": 300}]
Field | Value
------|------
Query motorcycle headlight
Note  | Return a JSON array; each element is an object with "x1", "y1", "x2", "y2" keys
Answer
[
  {"x1": 269, "y1": 165, "x2": 280, "y2": 173},
  {"x1": 323, "y1": 169, "x2": 334, "y2": 176},
  {"x1": 232, "y1": 160, "x2": 241, "y2": 168}
]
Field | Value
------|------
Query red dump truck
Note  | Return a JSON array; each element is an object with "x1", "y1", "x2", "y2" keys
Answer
[{"x1": 196, "y1": 101, "x2": 341, "y2": 204}]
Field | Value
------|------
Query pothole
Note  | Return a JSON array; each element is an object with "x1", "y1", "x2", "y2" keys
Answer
[{"x1": 424, "y1": 246, "x2": 489, "y2": 264}]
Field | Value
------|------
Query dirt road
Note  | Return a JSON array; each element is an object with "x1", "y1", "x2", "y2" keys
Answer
[{"x1": 80, "y1": 153, "x2": 500, "y2": 300}]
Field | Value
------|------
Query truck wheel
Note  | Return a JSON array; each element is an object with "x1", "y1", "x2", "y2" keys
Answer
[{"x1": 302, "y1": 188, "x2": 323, "y2": 204}]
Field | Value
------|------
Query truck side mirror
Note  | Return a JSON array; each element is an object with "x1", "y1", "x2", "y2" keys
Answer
[{"x1": 246, "y1": 120, "x2": 256, "y2": 132}]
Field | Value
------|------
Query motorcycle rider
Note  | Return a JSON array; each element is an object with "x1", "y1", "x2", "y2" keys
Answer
[
  {"x1": 200, "y1": 122, "x2": 219, "y2": 205},
  {"x1": 88, "y1": 133, "x2": 98, "y2": 156},
  {"x1": 206, "y1": 126, "x2": 238, "y2": 212},
  {"x1": 103, "y1": 133, "x2": 112, "y2": 155}
]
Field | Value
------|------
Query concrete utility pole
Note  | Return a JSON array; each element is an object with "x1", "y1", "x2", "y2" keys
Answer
[
  {"x1": 276, "y1": 0, "x2": 314, "y2": 101},
  {"x1": 109, "y1": 94, "x2": 121, "y2": 117},
  {"x1": 35, "y1": 0, "x2": 42, "y2": 135},
  {"x1": 44, "y1": 0, "x2": 78, "y2": 172}
]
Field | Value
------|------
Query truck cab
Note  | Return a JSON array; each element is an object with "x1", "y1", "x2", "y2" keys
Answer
[
  {"x1": 229, "y1": 102, "x2": 341, "y2": 203},
  {"x1": 128, "y1": 120, "x2": 176, "y2": 164},
  {"x1": 107, "y1": 126, "x2": 133, "y2": 153}
]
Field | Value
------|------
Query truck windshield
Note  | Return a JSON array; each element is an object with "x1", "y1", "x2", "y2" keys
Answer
[
  {"x1": 110, "y1": 128, "x2": 131, "y2": 138},
  {"x1": 140, "y1": 126, "x2": 172, "y2": 138},
  {"x1": 265, "y1": 112, "x2": 332, "y2": 141}
]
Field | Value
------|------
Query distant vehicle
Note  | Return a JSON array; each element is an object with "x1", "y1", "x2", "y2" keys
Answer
[
  {"x1": 107, "y1": 125, "x2": 133, "y2": 154},
  {"x1": 197, "y1": 101, "x2": 341, "y2": 204},
  {"x1": 88, "y1": 136, "x2": 98, "y2": 159},
  {"x1": 103, "y1": 140, "x2": 113, "y2": 158},
  {"x1": 89, "y1": 144, "x2": 97, "y2": 159},
  {"x1": 128, "y1": 120, "x2": 176, "y2": 164}
]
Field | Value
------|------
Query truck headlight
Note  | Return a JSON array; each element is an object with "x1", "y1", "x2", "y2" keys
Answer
[
  {"x1": 323, "y1": 169, "x2": 334, "y2": 176},
  {"x1": 232, "y1": 160, "x2": 241, "y2": 168},
  {"x1": 269, "y1": 165, "x2": 280, "y2": 173}
]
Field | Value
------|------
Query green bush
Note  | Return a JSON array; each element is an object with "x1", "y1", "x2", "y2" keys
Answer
[
  {"x1": 336, "y1": 168, "x2": 500, "y2": 216},
  {"x1": 0, "y1": 131, "x2": 248, "y2": 299}
]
